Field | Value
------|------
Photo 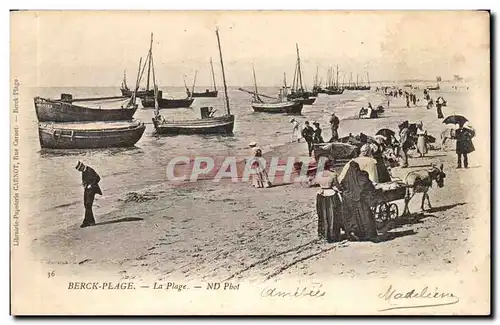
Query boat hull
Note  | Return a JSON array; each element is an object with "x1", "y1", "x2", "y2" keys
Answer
[
  {"x1": 190, "y1": 90, "x2": 218, "y2": 98},
  {"x1": 121, "y1": 88, "x2": 154, "y2": 98},
  {"x1": 153, "y1": 115, "x2": 235, "y2": 135},
  {"x1": 325, "y1": 88, "x2": 345, "y2": 95},
  {"x1": 296, "y1": 97, "x2": 316, "y2": 105},
  {"x1": 34, "y1": 97, "x2": 138, "y2": 122},
  {"x1": 38, "y1": 121, "x2": 146, "y2": 149},
  {"x1": 251, "y1": 101, "x2": 303, "y2": 114},
  {"x1": 142, "y1": 97, "x2": 195, "y2": 109}
]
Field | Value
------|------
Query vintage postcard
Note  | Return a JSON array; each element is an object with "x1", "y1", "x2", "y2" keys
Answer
[{"x1": 10, "y1": 10, "x2": 490, "y2": 315}]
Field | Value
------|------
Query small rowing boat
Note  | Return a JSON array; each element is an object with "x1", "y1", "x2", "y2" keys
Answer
[{"x1": 38, "y1": 120, "x2": 146, "y2": 149}]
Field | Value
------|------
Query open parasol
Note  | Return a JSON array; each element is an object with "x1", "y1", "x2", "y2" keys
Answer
[
  {"x1": 443, "y1": 115, "x2": 468, "y2": 126},
  {"x1": 376, "y1": 128, "x2": 395, "y2": 139}
]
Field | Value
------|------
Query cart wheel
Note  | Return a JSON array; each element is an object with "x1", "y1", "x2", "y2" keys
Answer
[
  {"x1": 379, "y1": 203, "x2": 390, "y2": 221},
  {"x1": 389, "y1": 203, "x2": 399, "y2": 219}
]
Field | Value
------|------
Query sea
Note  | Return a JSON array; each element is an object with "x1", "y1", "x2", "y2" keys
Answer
[{"x1": 17, "y1": 83, "x2": 471, "y2": 238}]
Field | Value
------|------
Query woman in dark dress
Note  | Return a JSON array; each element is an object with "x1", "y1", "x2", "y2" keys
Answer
[
  {"x1": 340, "y1": 161, "x2": 379, "y2": 241},
  {"x1": 371, "y1": 140, "x2": 392, "y2": 183}
]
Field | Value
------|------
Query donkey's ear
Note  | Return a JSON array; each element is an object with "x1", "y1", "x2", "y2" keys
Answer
[{"x1": 440, "y1": 163, "x2": 444, "y2": 171}]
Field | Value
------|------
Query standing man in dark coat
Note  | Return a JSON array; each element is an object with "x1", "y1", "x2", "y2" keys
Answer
[
  {"x1": 76, "y1": 161, "x2": 102, "y2": 228},
  {"x1": 301, "y1": 121, "x2": 315, "y2": 157},
  {"x1": 329, "y1": 112, "x2": 340, "y2": 142},
  {"x1": 398, "y1": 121, "x2": 412, "y2": 168},
  {"x1": 455, "y1": 123, "x2": 475, "y2": 168}
]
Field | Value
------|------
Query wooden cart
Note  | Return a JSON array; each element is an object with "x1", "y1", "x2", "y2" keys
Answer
[{"x1": 371, "y1": 182, "x2": 409, "y2": 224}]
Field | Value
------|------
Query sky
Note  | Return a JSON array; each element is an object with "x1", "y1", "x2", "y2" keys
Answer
[{"x1": 11, "y1": 10, "x2": 490, "y2": 88}]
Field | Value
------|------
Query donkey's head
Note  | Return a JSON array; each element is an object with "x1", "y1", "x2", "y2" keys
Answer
[{"x1": 429, "y1": 163, "x2": 446, "y2": 188}]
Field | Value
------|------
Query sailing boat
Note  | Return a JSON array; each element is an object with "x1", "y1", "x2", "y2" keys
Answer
[
  {"x1": 427, "y1": 76, "x2": 440, "y2": 90},
  {"x1": 139, "y1": 33, "x2": 195, "y2": 109},
  {"x1": 286, "y1": 44, "x2": 316, "y2": 105},
  {"x1": 325, "y1": 64, "x2": 344, "y2": 95},
  {"x1": 120, "y1": 69, "x2": 155, "y2": 98},
  {"x1": 240, "y1": 66, "x2": 303, "y2": 115},
  {"x1": 152, "y1": 28, "x2": 234, "y2": 135},
  {"x1": 187, "y1": 58, "x2": 219, "y2": 98},
  {"x1": 356, "y1": 72, "x2": 371, "y2": 91}
]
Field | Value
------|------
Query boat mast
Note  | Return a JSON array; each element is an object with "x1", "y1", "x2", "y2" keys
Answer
[
  {"x1": 283, "y1": 72, "x2": 288, "y2": 97},
  {"x1": 326, "y1": 67, "x2": 330, "y2": 88},
  {"x1": 292, "y1": 60, "x2": 298, "y2": 93},
  {"x1": 127, "y1": 57, "x2": 142, "y2": 107},
  {"x1": 252, "y1": 64, "x2": 259, "y2": 97},
  {"x1": 150, "y1": 47, "x2": 159, "y2": 118},
  {"x1": 122, "y1": 69, "x2": 127, "y2": 89},
  {"x1": 215, "y1": 28, "x2": 231, "y2": 115},
  {"x1": 336, "y1": 64, "x2": 339, "y2": 88},
  {"x1": 146, "y1": 33, "x2": 153, "y2": 91},
  {"x1": 191, "y1": 70, "x2": 197, "y2": 95},
  {"x1": 314, "y1": 66, "x2": 318, "y2": 88},
  {"x1": 366, "y1": 72, "x2": 370, "y2": 87},
  {"x1": 210, "y1": 57, "x2": 217, "y2": 92},
  {"x1": 133, "y1": 57, "x2": 142, "y2": 95},
  {"x1": 296, "y1": 44, "x2": 303, "y2": 91}
]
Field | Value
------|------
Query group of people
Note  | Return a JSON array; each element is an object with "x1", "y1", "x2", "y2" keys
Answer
[
  {"x1": 290, "y1": 119, "x2": 329, "y2": 157},
  {"x1": 317, "y1": 135, "x2": 397, "y2": 242},
  {"x1": 405, "y1": 92, "x2": 418, "y2": 107}
]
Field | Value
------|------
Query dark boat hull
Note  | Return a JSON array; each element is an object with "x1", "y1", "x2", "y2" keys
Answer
[
  {"x1": 325, "y1": 88, "x2": 345, "y2": 95},
  {"x1": 142, "y1": 97, "x2": 195, "y2": 109},
  {"x1": 190, "y1": 90, "x2": 218, "y2": 98},
  {"x1": 296, "y1": 97, "x2": 316, "y2": 105},
  {"x1": 34, "y1": 97, "x2": 138, "y2": 122},
  {"x1": 153, "y1": 115, "x2": 234, "y2": 135},
  {"x1": 121, "y1": 88, "x2": 154, "y2": 98},
  {"x1": 252, "y1": 101, "x2": 303, "y2": 114},
  {"x1": 38, "y1": 121, "x2": 146, "y2": 149}
]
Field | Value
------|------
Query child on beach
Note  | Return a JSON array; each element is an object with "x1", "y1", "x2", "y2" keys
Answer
[{"x1": 290, "y1": 118, "x2": 301, "y2": 143}]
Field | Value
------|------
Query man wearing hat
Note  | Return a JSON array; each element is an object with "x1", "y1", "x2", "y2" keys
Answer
[
  {"x1": 301, "y1": 121, "x2": 315, "y2": 157},
  {"x1": 455, "y1": 122, "x2": 475, "y2": 168},
  {"x1": 75, "y1": 161, "x2": 102, "y2": 228},
  {"x1": 329, "y1": 113, "x2": 340, "y2": 142}
]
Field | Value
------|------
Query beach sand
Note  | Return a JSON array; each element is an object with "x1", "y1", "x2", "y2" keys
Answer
[{"x1": 31, "y1": 88, "x2": 490, "y2": 287}]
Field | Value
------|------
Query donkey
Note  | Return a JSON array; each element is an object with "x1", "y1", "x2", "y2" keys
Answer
[
  {"x1": 440, "y1": 128, "x2": 456, "y2": 151},
  {"x1": 402, "y1": 163, "x2": 446, "y2": 216}
]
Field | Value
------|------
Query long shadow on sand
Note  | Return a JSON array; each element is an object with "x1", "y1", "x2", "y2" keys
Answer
[
  {"x1": 424, "y1": 202, "x2": 467, "y2": 214},
  {"x1": 93, "y1": 217, "x2": 144, "y2": 227}
]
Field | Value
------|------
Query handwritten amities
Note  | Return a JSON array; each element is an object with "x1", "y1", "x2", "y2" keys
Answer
[
  {"x1": 378, "y1": 285, "x2": 459, "y2": 311},
  {"x1": 261, "y1": 283, "x2": 326, "y2": 298}
]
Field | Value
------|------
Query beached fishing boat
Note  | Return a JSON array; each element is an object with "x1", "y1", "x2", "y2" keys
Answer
[
  {"x1": 286, "y1": 44, "x2": 316, "y2": 104},
  {"x1": 251, "y1": 100, "x2": 303, "y2": 114},
  {"x1": 135, "y1": 33, "x2": 194, "y2": 109},
  {"x1": 152, "y1": 28, "x2": 235, "y2": 135},
  {"x1": 33, "y1": 94, "x2": 138, "y2": 122},
  {"x1": 142, "y1": 92, "x2": 194, "y2": 109},
  {"x1": 186, "y1": 58, "x2": 219, "y2": 98},
  {"x1": 38, "y1": 120, "x2": 146, "y2": 149},
  {"x1": 241, "y1": 67, "x2": 303, "y2": 115},
  {"x1": 326, "y1": 88, "x2": 345, "y2": 95},
  {"x1": 324, "y1": 65, "x2": 345, "y2": 95}
]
